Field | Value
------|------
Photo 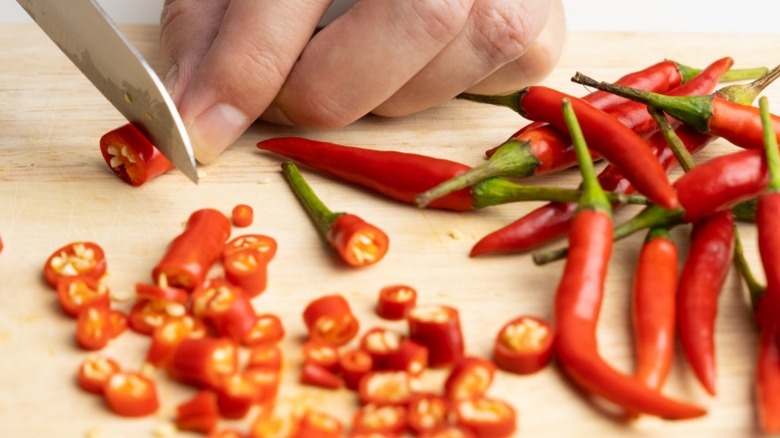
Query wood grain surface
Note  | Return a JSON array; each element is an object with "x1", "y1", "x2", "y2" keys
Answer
[{"x1": 1, "y1": 24, "x2": 779, "y2": 437}]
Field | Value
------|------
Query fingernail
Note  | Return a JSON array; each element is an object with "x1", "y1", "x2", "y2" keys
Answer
[
  {"x1": 163, "y1": 65, "x2": 179, "y2": 99},
  {"x1": 188, "y1": 103, "x2": 249, "y2": 164}
]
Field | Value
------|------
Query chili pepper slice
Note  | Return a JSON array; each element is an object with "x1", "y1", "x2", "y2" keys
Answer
[
  {"x1": 152, "y1": 208, "x2": 231, "y2": 290},
  {"x1": 453, "y1": 397, "x2": 517, "y2": 438},
  {"x1": 231, "y1": 204, "x2": 254, "y2": 228},
  {"x1": 358, "y1": 371, "x2": 412, "y2": 406},
  {"x1": 56, "y1": 275, "x2": 110, "y2": 318},
  {"x1": 223, "y1": 234, "x2": 278, "y2": 261},
  {"x1": 444, "y1": 357, "x2": 496, "y2": 401},
  {"x1": 224, "y1": 248, "x2": 271, "y2": 298},
  {"x1": 281, "y1": 161, "x2": 389, "y2": 267},
  {"x1": 99, "y1": 123, "x2": 174, "y2": 186},
  {"x1": 385, "y1": 339, "x2": 428, "y2": 377},
  {"x1": 217, "y1": 372, "x2": 261, "y2": 419},
  {"x1": 376, "y1": 284, "x2": 417, "y2": 320},
  {"x1": 360, "y1": 327, "x2": 404, "y2": 370},
  {"x1": 242, "y1": 313, "x2": 286, "y2": 347},
  {"x1": 303, "y1": 294, "x2": 361, "y2": 346},
  {"x1": 492, "y1": 315, "x2": 554, "y2": 375},
  {"x1": 298, "y1": 410, "x2": 344, "y2": 438},
  {"x1": 300, "y1": 361, "x2": 344, "y2": 390},
  {"x1": 176, "y1": 390, "x2": 220, "y2": 434},
  {"x1": 135, "y1": 277, "x2": 189, "y2": 304},
  {"x1": 351, "y1": 404, "x2": 407, "y2": 435},
  {"x1": 408, "y1": 393, "x2": 450, "y2": 435},
  {"x1": 76, "y1": 305, "x2": 112, "y2": 351},
  {"x1": 553, "y1": 98, "x2": 705, "y2": 419},
  {"x1": 408, "y1": 305, "x2": 465, "y2": 368},
  {"x1": 103, "y1": 371, "x2": 160, "y2": 417},
  {"x1": 44, "y1": 241, "x2": 107, "y2": 289},
  {"x1": 418, "y1": 425, "x2": 476, "y2": 438},
  {"x1": 339, "y1": 348, "x2": 374, "y2": 391},
  {"x1": 108, "y1": 309, "x2": 128, "y2": 339},
  {"x1": 249, "y1": 411, "x2": 300, "y2": 438},
  {"x1": 77, "y1": 355, "x2": 121, "y2": 395},
  {"x1": 146, "y1": 315, "x2": 207, "y2": 367},
  {"x1": 247, "y1": 344, "x2": 283, "y2": 371},
  {"x1": 244, "y1": 367, "x2": 281, "y2": 404},
  {"x1": 128, "y1": 298, "x2": 188, "y2": 336},
  {"x1": 632, "y1": 228, "x2": 678, "y2": 390},
  {"x1": 192, "y1": 278, "x2": 258, "y2": 342},
  {"x1": 168, "y1": 336, "x2": 238, "y2": 388},
  {"x1": 302, "y1": 340, "x2": 341, "y2": 371}
]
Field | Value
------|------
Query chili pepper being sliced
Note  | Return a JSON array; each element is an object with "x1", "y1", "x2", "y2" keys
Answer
[
  {"x1": 44, "y1": 241, "x2": 107, "y2": 289},
  {"x1": 247, "y1": 344, "x2": 283, "y2": 371},
  {"x1": 176, "y1": 390, "x2": 220, "y2": 434},
  {"x1": 358, "y1": 371, "x2": 413, "y2": 406},
  {"x1": 351, "y1": 404, "x2": 407, "y2": 435},
  {"x1": 300, "y1": 361, "x2": 344, "y2": 390},
  {"x1": 453, "y1": 396, "x2": 517, "y2": 438},
  {"x1": 242, "y1": 313, "x2": 286, "y2": 348},
  {"x1": 297, "y1": 410, "x2": 344, "y2": 438},
  {"x1": 386, "y1": 339, "x2": 428, "y2": 377},
  {"x1": 303, "y1": 294, "x2": 360, "y2": 346},
  {"x1": 224, "y1": 248, "x2": 271, "y2": 298},
  {"x1": 192, "y1": 278, "x2": 258, "y2": 342},
  {"x1": 408, "y1": 305, "x2": 464, "y2": 368},
  {"x1": 339, "y1": 348, "x2": 374, "y2": 391},
  {"x1": 571, "y1": 64, "x2": 780, "y2": 150},
  {"x1": 631, "y1": 228, "x2": 678, "y2": 391},
  {"x1": 417, "y1": 57, "x2": 734, "y2": 206},
  {"x1": 168, "y1": 336, "x2": 238, "y2": 388},
  {"x1": 146, "y1": 315, "x2": 207, "y2": 367},
  {"x1": 76, "y1": 305, "x2": 112, "y2": 351},
  {"x1": 444, "y1": 357, "x2": 496, "y2": 401},
  {"x1": 57, "y1": 275, "x2": 110, "y2": 318},
  {"x1": 231, "y1": 204, "x2": 254, "y2": 228},
  {"x1": 77, "y1": 355, "x2": 121, "y2": 395},
  {"x1": 100, "y1": 123, "x2": 174, "y2": 186},
  {"x1": 493, "y1": 315, "x2": 554, "y2": 375},
  {"x1": 552, "y1": 98, "x2": 705, "y2": 419},
  {"x1": 282, "y1": 161, "x2": 389, "y2": 267},
  {"x1": 408, "y1": 393, "x2": 450, "y2": 435},
  {"x1": 152, "y1": 208, "x2": 231, "y2": 290},
  {"x1": 376, "y1": 284, "x2": 417, "y2": 320},
  {"x1": 103, "y1": 371, "x2": 160, "y2": 417}
]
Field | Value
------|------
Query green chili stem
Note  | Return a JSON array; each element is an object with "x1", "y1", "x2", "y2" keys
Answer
[
  {"x1": 415, "y1": 139, "x2": 540, "y2": 208},
  {"x1": 718, "y1": 66, "x2": 770, "y2": 83},
  {"x1": 759, "y1": 96, "x2": 780, "y2": 191},
  {"x1": 457, "y1": 90, "x2": 529, "y2": 116},
  {"x1": 281, "y1": 161, "x2": 340, "y2": 237},
  {"x1": 733, "y1": 227, "x2": 766, "y2": 309},
  {"x1": 718, "y1": 64, "x2": 780, "y2": 105},
  {"x1": 648, "y1": 107, "x2": 696, "y2": 172},
  {"x1": 732, "y1": 198, "x2": 757, "y2": 222}
]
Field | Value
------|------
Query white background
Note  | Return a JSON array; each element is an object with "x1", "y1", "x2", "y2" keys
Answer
[{"x1": 3, "y1": 0, "x2": 780, "y2": 33}]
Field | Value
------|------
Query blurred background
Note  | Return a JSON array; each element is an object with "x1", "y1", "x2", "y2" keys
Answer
[{"x1": 3, "y1": 0, "x2": 779, "y2": 33}]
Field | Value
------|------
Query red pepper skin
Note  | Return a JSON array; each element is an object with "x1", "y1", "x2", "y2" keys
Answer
[
  {"x1": 231, "y1": 204, "x2": 254, "y2": 228},
  {"x1": 192, "y1": 278, "x2": 258, "y2": 342},
  {"x1": 77, "y1": 355, "x2": 121, "y2": 395},
  {"x1": 408, "y1": 305, "x2": 465, "y2": 368},
  {"x1": 216, "y1": 372, "x2": 261, "y2": 419},
  {"x1": 242, "y1": 314, "x2": 286, "y2": 348},
  {"x1": 297, "y1": 411, "x2": 344, "y2": 438},
  {"x1": 146, "y1": 316, "x2": 207, "y2": 367},
  {"x1": 300, "y1": 361, "x2": 344, "y2": 390},
  {"x1": 492, "y1": 315, "x2": 554, "y2": 375},
  {"x1": 376, "y1": 284, "x2": 417, "y2": 320},
  {"x1": 327, "y1": 213, "x2": 389, "y2": 267},
  {"x1": 303, "y1": 294, "x2": 361, "y2": 346},
  {"x1": 386, "y1": 339, "x2": 428, "y2": 376},
  {"x1": 444, "y1": 357, "x2": 496, "y2": 401},
  {"x1": 302, "y1": 340, "x2": 341, "y2": 372},
  {"x1": 555, "y1": 210, "x2": 706, "y2": 419},
  {"x1": 677, "y1": 211, "x2": 734, "y2": 396},
  {"x1": 708, "y1": 96, "x2": 780, "y2": 150},
  {"x1": 168, "y1": 337, "x2": 238, "y2": 388},
  {"x1": 339, "y1": 349, "x2": 374, "y2": 391},
  {"x1": 632, "y1": 230, "x2": 678, "y2": 390},
  {"x1": 176, "y1": 390, "x2": 220, "y2": 434},
  {"x1": 360, "y1": 327, "x2": 404, "y2": 370},
  {"x1": 258, "y1": 137, "x2": 474, "y2": 211},
  {"x1": 758, "y1": 193, "x2": 780, "y2": 298},
  {"x1": 99, "y1": 123, "x2": 175, "y2": 186},
  {"x1": 44, "y1": 241, "x2": 107, "y2": 289},
  {"x1": 675, "y1": 149, "x2": 769, "y2": 223},
  {"x1": 76, "y1": 305, "x2": 112, "y2": 351},
  {"x1": 152, "y1": 208, "x2": 231, "y2": 290},
  {"x1": 756, "y1": 326, "x2": 780, "y2": 433},
  {"x1": 103, "y1": 371, "x2": 160, "y2": 417},
  {"x1": 247, "y1": 344, "x2": 283, "y2": 371},
  {"x1": 224, "y1": 248, "x2": 271, "y2": 298}
]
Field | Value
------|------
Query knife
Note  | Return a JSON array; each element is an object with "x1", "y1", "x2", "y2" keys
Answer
[{"x1": 16, "y1": 0, "x2": 199, "y2": 183}]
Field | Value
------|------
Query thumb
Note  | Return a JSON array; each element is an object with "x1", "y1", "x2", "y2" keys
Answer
[{"x1": 177, "y1": 0, "x2": 332, "y2": 163}]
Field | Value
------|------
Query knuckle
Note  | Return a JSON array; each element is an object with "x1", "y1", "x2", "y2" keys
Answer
[
  {"x1": 472, "y1": 4, "x2": 535, "y2": 65},
  {"x1": 293, "y1": 91, "x2": 355, "y2": 129},
  {"x1": 409, "y1": 0, "x2": 472, "y2": 43}
]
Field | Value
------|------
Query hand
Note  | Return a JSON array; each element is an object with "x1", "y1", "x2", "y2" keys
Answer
[{"x1": 160, "y1": 0, "x2": 566, "y2": 163}]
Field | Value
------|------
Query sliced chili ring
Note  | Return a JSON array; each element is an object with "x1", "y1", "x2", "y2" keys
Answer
[
  {"x1": 103, "y1": 371, "x2": 160, "y2": 417},
  {"x1": 300, "y1": 361, "x2": 344, "y2": 390},
  {"x1": 108, "y1": 309, "x2": 128, "y2": 339},
  {"x1": 247, "y1": 344, "x2": 283, "y2": 371},
  {"x1": 77, "y1": 355, "x2": 121, "y2": 395},
  {"x1": 303, "y1": 294, "x2": 360, "y2": 346},
  {"x1": 351, "y1": 404, "x2": 407, "y2": 435},
  {"x1": 223, "y1": 234, "x2": 278, "y2": 261},
  {"x1": 245, "y1": 367, "x2": 281, "y2": 404},
  {"x1": 168, "y1": 336, "x2": 238, "y2": 388},
  {"x1": 44, "y1": 241, "x2": 106, "y2": 289},
  {"x1": 453, "y1": 397, "x2": 517, "y2": 438},
  {"x1": 408, "y1": 305, "x2": 465, "y2": 368},
  {"x1": 376, "y1": 284, "x2": 417, "y2": 320},
  {"x1": 176, "y1": 390, "x2": 220, "y2": 434},
  {"x1": 56, "y1": 275, "x2": 110, "y2": 318},
  {"x1": 358, "y1": 371, "x2": 413, "y2": 406},
  {"x1": 360, "y1": 327, "x2": 404, "y2": 370},
  {"x1": 100, "y1": 123, "x2": 175, "y2": 187},
  {"x1": 298, "y1": 410, "x2": 344, "y2": 438},
  {"x1": 224, "y1": 248, "x2": 270, "y2": 298},
  {"x1": 327, "y1": 213, "x2": 390, "y2": 267},
  {"x1": 493, "y1": 315, "x2": 554, "y2": 375},
  {"x1": 339, "y1": 348, "x2": 374, "y2": 391},
  {"x1": 418, "y1": 425, "x2": 476, "y2": 438},
  {"x1": 302, "y1": 340, "x2": 341, "y2": 371},
  {"x1": 76, "y1": 305, "x2": 112, "y2": 351},
  {"x1": 444, "y1": 357, "x2": 496, "y2": 401},
  {"x1": 386, "y1": 339, "x2": 428, "y2": 377},
  {"x1": 147, "y1": 315, "x2": 207, "y2": 366},
  {"x1": 128, "y1": 298, "x2": 188, "y2": 336},
  {"x1": 217, "y1": 372, "x2": 261, "y2": 419},
  {"x1": 192, "y1": 278, "x2": 258, "y2": 342},
  {"x1": 135, "y1": 277, "x2": 189, "y2": 304},
  {"x1": 231, "y1": 204, "x2": 254, "y2": 228},
  {"x1": 408, "y1": 393, "x2": 451, "y2": 435},
  {"x1": 242, "y1": 313, "x2": 286, "y2": 347},
  {"x1": 248, "y1": 412, "x2": 300, "y2": 438}
]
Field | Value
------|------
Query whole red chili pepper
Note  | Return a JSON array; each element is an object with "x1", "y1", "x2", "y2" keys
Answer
[
  {"x1": 553, "y1": 98, "x2": 704, "y2": 419},
  {"x1": 418, "y1": 58, "x2": 734, "y2": 207},
  {"x1": 459, "y1": 87, "x2": 679, "y2": 210},
  {"x1": 99, "y1": 123, "x2": 175, "y2": 186},
  {"x1": 152, "y1": 208, "x2": 231, "y2": 290},
  {"x1": 571, "y1": 64, "x2": 780, "y2": 150},
  {"x1": 281, "y1": 161, "x2": 389, "y2": 267},
  {"x1": 632, "y1": 228, "x2": 678, "y2": 390}
]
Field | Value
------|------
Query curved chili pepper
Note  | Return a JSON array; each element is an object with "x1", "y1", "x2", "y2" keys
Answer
[
  {"x1": 677, "y1": 211, "x2": 734, "y2": 396},
  {"x1": 553, "y1": 98, "x2": 705, "y2": 419},
  {"x1": 99, "y1": 123, "x2": 175, "y2": 186},
  {"x1": 152, "y1": 208, "x2": 231, "y2": 290},
  {"x1": 632, "y1": 228, "x2": 678, "y2": 390},
  {"x1": 419, "y1": 57, "x2": 733, "y2": 206},
  {"x1": 281, "y1": 161, "x2": 389, "y2": 267},
  {"x1": 571, "y1": 64, "x2": 780, "y2": 150}
]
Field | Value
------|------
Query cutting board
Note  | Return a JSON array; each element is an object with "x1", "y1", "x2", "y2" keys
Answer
[{"x1": 1, "y1": 24, "x2": 779, "y2": 437}]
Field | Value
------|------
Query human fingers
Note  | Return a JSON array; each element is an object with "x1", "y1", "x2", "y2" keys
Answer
[
  {"x1": 372, "y1": 0, "x2": 565, "y2": 117},
  {"x1": 272, "y1": 0, "x2": 475, "y2": 129},
  {"x1": 177, "y1": 0, "x2": 333, "y2": 163}
]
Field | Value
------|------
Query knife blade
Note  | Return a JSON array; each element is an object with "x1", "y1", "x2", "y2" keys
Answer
[{"x1": 17, "y1": 0, "x2": 198, "y2": 183}]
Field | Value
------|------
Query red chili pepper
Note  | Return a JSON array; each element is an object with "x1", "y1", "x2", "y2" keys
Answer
[
  {"x1": 297, "y1": 410, "x2": 344, "y2": 438},
  {"x1": 757, "y1": 328, "x2": 780, "y2": 433},
  {"x1": 223, "y1": 234, "x2": 278, "y2": 261},
  {"x1": 245, "y1": 367, "x2": 281, "y2": 404},
  {"x1": 452, "y1": 397, "x2": 517, "y2": 438},
  {"x1": 224, "y1": 248, "x2": 271, "y2": 298},
  {"x1": 247, "y1": 344, "x2": 283, "y2": 371},
  {"x1": 350, "y1": 404, "x2": 407, "y2": 435},
  {"x1": 231, "y1": 203, "x2": 254, "y2": 228},
  {"x1": 146, "y1": 315, "x2": 207, "y2": 367},
  {"x1": 302, "y1": 294, "x2": 361, "y2": 346},
  {"x1": 217, "y1": 372, "x2": 261, "y2": 419},
  {"x1": 192, "y1": 278, "x2": 258, "y2": 342},
  {"x1": 407, "y1": 305, "x2": 465, "y2": 368},
  {"x1": 152, "y1": 208, "x2": 231, "y2": 290},
  {"x1": 242, "y1": 313, "x2": 286, "y2": 348},
  {"x1": 300, "y1": 361, "x2": 344, "y2": 390},
  {"x1": 339, "y1": 348, "x2": 374, "y2": 391},
  {"x1": 176, "y1": 390, "x2": 220, "y2": 435},
  {"x1": 631, "y1": 228, "x2": 678, "y2": 391},
  {"x1": 100, "y1": 123, "x2": 174, "y2": 186},
  {"x1": 128, "y1": 297, "x2": 188, "y2": 336},
  {"x1": 77, "y1": 355, "x2": 121, "y2": 395},
  {"x1": 376, "y1": 284, "x2": 417, "y2": 320},
  {"x1": 492, "y1": 315, "x2": 554, "y2": 375},
  {"x1": 553, "y1": 98, "x2": 705, "y2": 419},
  {"x1": 249, "y1": 412, "x2": 300, "y2": 438},
  {"x1": 56, "y1": 275, "x2": 110, "y2": 318},
  {"x1": 168, "y1": 336, "x2": 238, "y2": 388},
  {"x1": 44, "y1": 241, "x2": 107, "y2": 289},
  {"x1": 444, "y1": 357, "x2": 495, "y2": 401},
  {"x1": 76, "y1": 304, "x2": 112, "y2": 351},
  {"x1": 135, "y1": 280, "x2": 189, "y2": 304},
  {"x1": 103, "y1": 371, "x2": 160, "y2": 417},
  {"x1": 418, "y1": 425, "x2": 475, "y2": 438},
  {"x1": 358, "y1": 371, "x2": 413, "y2": 406},
  {"x1": 407, "y1": 393, "x2": 450, "y2": 435},
  {"x1": 360, "y1": 327, "x2": 404, "y2": 370},
  {"x1": 281, "y1": 161, "x2": 389, "y2": 267},
  {"x1": 385, "y1": 339, "x2": 428, "y2": 377},
  {"x1": 302, "y1": 340, "x2": 341, "y2": 372},
  {"x1": 108, "y1": 309, "x2": 128, "y2": 339}
]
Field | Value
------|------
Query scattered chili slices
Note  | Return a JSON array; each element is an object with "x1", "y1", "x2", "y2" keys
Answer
[{"x1": 493, "y1": 315, "x2": 554, "y2": 375}]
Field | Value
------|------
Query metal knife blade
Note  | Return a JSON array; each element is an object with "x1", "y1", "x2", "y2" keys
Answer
[{"x1": 17, "y1": 0, "x2": 198, "y2": 183}]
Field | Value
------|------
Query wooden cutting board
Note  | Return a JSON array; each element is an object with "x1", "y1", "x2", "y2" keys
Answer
[{"x1": 1, "y1": 24, "x2": 779, "y2": 437}]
